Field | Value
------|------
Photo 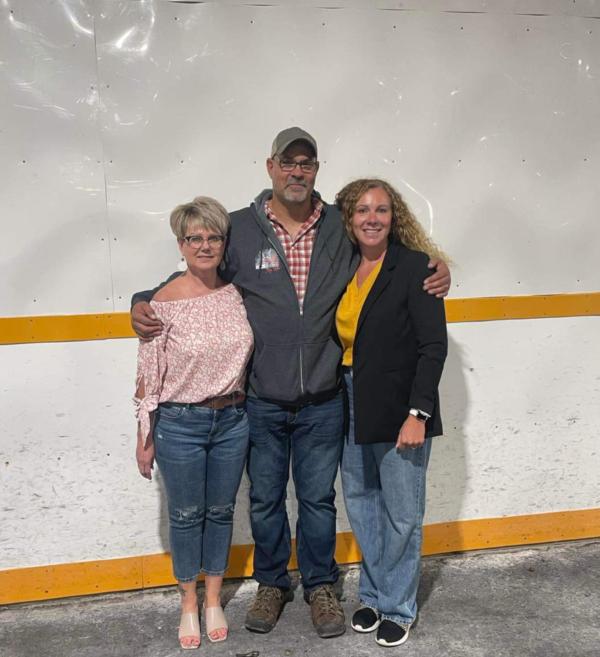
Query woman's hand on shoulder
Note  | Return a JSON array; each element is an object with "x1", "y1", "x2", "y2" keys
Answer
[
  {"x1": 423, "y1": 258, "x2": 451, "y2": 298},
  {"x1": 396, "y1": 415, "x2": 426, "y2": 450}
]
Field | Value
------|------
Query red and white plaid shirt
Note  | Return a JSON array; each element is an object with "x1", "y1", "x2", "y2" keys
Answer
[{"x1": 265, "y1": 198, "x2": 323, "y2": 310}]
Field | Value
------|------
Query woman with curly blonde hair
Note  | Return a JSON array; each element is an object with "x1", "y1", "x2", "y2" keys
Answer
[
  {"x1": 335, "y1": 178, "x2": 448, "y2": 265},
  {"x1": 335, "y1": 178, "x2": 448, "y2": 647}
]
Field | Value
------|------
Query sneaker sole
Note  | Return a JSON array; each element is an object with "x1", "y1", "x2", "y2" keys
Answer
[
  {"x1": 375, "y1": 627, "x2": 410, "y2": 647},
  {"x1": 351, "y1": 618, "x2": 381, "y2": 633}
]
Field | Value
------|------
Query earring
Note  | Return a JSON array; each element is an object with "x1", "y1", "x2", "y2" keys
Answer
[{"x1": 177, "y1": 257, "x2": 187, "y2": 272}]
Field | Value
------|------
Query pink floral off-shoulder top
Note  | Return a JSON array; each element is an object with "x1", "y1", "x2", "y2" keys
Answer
[{"x1": 134, "y1": 284, "x2": 254, "y2": 445}]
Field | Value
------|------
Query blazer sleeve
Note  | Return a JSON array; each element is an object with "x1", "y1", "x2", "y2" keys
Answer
[{"x1": 405, "y1": 253, "x2": 448, "y2": 415}]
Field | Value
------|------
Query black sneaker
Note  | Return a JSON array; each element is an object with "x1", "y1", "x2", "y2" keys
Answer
[
  {"x1": 351, "y1": 606, "x2": 381, "y2": 633},
  {"x1": 375, "y1": 619, "x2": 409, "y2": 647}
]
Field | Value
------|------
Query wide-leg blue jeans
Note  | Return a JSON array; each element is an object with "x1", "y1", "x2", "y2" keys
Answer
[
  {"x1": 246, "y1": 393, "x2": 344, "y2": 592},
  {"x1": 154, "y1": 403, "x2": 249, "y2": 582},
  {"x1": 341, "y1": 370, "x2": 431, "y2": 627}
]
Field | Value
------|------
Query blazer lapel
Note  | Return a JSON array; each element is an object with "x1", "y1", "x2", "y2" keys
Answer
[{"x1": 356, "y1": 241, "x2": 400, "y2": 336}]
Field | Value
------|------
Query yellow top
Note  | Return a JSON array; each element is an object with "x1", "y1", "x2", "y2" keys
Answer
[{"x1": 336, "y1": 260, "x2": 383, "y2": 366}]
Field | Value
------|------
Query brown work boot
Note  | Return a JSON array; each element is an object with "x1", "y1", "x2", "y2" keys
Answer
[
  {"x1": 245, "y1": 584, "x2": 292, "y2": 633},
  {"x1": 307, "y1": 584, "x2": 346, "y2": 638}
]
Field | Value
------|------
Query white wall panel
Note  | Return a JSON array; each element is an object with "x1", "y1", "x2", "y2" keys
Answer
[
  {"x1": 170, "y1": 1, "x2": 600, "y2": 17},
  {"x1": 93, "y1": 1, "x2": 600, "y2": 300},
  {"x1": 428, "y1": 317, "x2": 600, "y2": 523},
  {"x1": 0, "y1": 0, "x2": 114, "y2": 316},
  {"x1": 2, "y1": 1, "x2": 599, "y2": 316},
  {"x1": 0, "y1": 338, "x2": 243, "y2": 567},
  {"x1": 1, "y1": 315, "x2": 599, "y2": 569},
  {"x1": 1, "y1": 1, "x2": 599, "y2": 572}
]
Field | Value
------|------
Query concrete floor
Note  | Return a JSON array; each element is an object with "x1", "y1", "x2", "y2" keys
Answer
[{"x1": 1, "y1": 540, "x2": 599, "y2": 657}]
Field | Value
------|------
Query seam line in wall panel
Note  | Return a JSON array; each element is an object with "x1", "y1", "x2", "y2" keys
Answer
[{"x1": 92, "y1": 7, "x2": 116, "y2": 312}]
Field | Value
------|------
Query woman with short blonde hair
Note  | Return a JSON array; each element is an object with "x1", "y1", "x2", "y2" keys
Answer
[{"x1": 134, "y1": 196, "x2": 253, "y2": 650}]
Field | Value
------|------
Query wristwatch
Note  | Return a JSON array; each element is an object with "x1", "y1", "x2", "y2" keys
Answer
[{"x1": 409, "y1": 408, "x2": 430, "y2": 422}]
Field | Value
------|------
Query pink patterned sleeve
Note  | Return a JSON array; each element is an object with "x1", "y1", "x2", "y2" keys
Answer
[{"x1": 133, "y1": 329, "x2": 168, "y2": 446}]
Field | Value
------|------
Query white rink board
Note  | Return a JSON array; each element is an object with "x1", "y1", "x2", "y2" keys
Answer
[
  {"x1": 1, "y1": 1, "x2": 599, "y2": 316},
  {"x1": 0, "y1": 0, "x2": 113, "y2": 317},
  {"x1": 1, "y1": 316, "x2": 599, "y2": 569}
]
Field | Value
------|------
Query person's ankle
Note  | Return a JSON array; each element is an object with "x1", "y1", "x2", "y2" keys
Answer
[
  {"x1": 204, "y1": 595, "x2": 221, "y2": 608},
  {"x1": 180, "y1": 591, "x2": 198, "y2": 613}
]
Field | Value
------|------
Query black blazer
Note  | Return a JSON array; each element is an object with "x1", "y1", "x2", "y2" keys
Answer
[{"x1": 351, "y1": 240, "x2": 448, "y2": 444}]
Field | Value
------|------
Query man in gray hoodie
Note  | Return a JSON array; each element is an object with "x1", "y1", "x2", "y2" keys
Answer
[{"x1": 131, "y1": 127, "x2": 450, "y2": 639}]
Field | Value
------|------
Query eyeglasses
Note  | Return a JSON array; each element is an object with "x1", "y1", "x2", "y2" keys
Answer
[
  {"x1": 183, "y1": 234, "x2": 225, "y2": 248},
  {"x1": 274, "y1": 157, "x2": 318, "y2": 173}
]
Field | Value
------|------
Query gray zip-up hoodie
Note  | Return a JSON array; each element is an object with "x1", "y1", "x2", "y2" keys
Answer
[{"x1": 132, "y1": 189, "x2": 359, "y2": 405}]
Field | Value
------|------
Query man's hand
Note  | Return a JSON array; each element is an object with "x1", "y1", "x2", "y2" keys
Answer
[
  {"x1": 424, "y1": 258, "x2": 451, "y2": 298},
  {"x1": 396, "y1": 415, "x2": 426, "y2": 450},
  {"x1": 131, "y1": 301, "x2": 163, "y2": 339}
]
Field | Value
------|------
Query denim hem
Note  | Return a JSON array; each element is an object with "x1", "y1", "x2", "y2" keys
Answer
[
  {"x1": 302, "y1": 581, "x2": 335, "y2": 602},
  {"x1": 199, "y1": 568, "x2": 227, "y2": 577},
  {"x1": 380, "y1": 614, "x2": 413, "y2": 630},
  {"x1": 358, "y1": 600, "x2": 379, "y2": 613},
  {"x1": 175, "y1": 574, "x2": 199, "y2": 583},
  {"x1": 254, "y1": 578, "x2": 292, "y2": 591},
  {"x1": 302, "y1": 579, "x2": 338, "y2": 596}
]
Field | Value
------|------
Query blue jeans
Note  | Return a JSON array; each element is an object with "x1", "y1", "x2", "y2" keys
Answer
[
  {"x1": 154, "y1": 403, "x2": 249, "y2": 581},
  {"x1": 341, "y1": 371, "x2": 431, "y2": 627},
  {"x1": 246, "y1": 393, "x2": 344, "y2": 591}
]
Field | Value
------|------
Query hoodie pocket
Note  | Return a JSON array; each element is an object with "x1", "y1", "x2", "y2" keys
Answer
[
  {"x1": 250, "y1": 343, "x2": 301, "y2": 402},
  {"x1": 302, "y1": 339, "x2": 343, "y2": 397}
]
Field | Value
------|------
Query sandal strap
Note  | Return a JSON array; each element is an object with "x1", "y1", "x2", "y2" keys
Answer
[
  {"x1": 205, "y1": 605, "x2": 228, "y2": 635},
  {"x1": 178, "y1": 611, "x2": 201, "y2": 641}
]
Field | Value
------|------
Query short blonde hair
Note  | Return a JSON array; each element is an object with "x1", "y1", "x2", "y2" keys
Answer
[{"x1": 169, "y1": 196, "x2": 230, "y2": 239}]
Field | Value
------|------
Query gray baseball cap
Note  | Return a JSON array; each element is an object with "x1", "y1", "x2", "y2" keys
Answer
[{"x1": 271, "y1": 127, "x2": 318, "y2": 158}]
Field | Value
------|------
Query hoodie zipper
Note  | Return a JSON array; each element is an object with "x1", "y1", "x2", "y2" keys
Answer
[
  {"x1": 264, "y1": 234, "x2": 305, "y2": 394},
  {"x1": 299, "y1": 346, "x2": 305, "y2": 395}
]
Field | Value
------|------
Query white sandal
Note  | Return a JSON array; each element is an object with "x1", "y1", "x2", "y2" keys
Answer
[
  {"x1": 204, "y1": 605, "x2": 228, "y2": 643},
  {"x1": 178, "y1": 611, "x2": 201, "y2": 650}
]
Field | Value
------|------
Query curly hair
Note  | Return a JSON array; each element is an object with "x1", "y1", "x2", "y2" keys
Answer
[{"x1": 335, "y1": 178, "x2": 448, "y2": 262}]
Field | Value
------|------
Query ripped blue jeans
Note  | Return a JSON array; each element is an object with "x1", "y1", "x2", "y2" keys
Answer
[{"x1": 154, "y1": 403, "x2": 249, "y2": 581}]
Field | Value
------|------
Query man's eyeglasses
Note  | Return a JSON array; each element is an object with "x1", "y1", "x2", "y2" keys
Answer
[
  {"x1": 183, "y1": 234, "x2": 225, "y2": 248},
  {"x1": 274, "y1": 157, "x2": 318, "y2": 174}
]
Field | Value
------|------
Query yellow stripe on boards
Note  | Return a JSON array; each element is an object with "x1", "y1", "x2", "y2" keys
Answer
[
  {"x1": 444, "y1": 292, "x2": 600, "y2": 323},
  {"x1": 1, "y1": 508, "x2": 598, "y2": 605},
  {"x1": 0, "y1": 313, "x2": 134, "y2": 344},
  {"x1": 0, "y1": 293, "x2": 598, "y2": 345}
]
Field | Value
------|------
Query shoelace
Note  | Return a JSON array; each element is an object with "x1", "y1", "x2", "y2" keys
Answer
[
  {"x1": 310, "y1": 587, "x2": 341, "y2": 616},
  {"x1": 253, "y1": 587, "x2": 282, "y2": 612}
]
